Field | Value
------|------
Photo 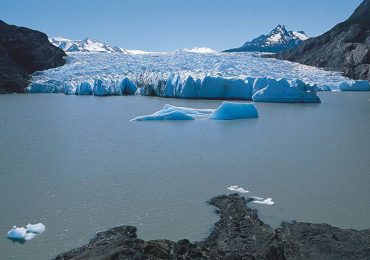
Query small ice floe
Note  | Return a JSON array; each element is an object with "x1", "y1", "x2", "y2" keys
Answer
[
  {"x1": 227, "y1": 185, "x2": 249, "y2": 193},
  {"x1": 252, "y1": 197, "x2": 275, "y2": 205},
  {"x1": 130, "y1": 102, "x2": 259, "y2": 121},
  {"x1": 7, "y1": 226, "x2": 27, "y2": 240},
  {"x1": 251, "y1": 196, "x2": 264, "y2": 200},
  {"x1": 7, "y1": 223, "x2": 45, "y2": 241}
]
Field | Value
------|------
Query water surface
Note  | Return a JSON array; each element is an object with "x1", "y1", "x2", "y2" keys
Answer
[{"x1": 0, "y1": 92, "x2": 369, "y2": 259}]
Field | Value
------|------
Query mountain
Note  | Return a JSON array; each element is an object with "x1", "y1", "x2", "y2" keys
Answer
[
  {"x1": 0, "y1": 20, "x2": 66, "y2": 93},
  {"x1": 274, "y1": 0, "x2": 370, "y2": 80},
  {"x1": 49, "y1": 37, "x2": 128, "y2": 53},
  {"x1": 224, "y1": 25, "x2": 309, "y2": 53}
]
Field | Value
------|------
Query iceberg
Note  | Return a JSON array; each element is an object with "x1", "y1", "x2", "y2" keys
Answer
[
  {"x1": 252, "y1": 197, "x2": 275, "y2": 205},
  {"x1": 338, "y1": 80, "x2": 370, "y2": 91},
  {"x1": 210, "y1": 102, "x2": 258, "y2": 120},
  {"x1": 227, "y1": 185, "x2": 249, "y2": 193},
  {"x1": 7, "y1": 223, "x2": 46, "y2": 241},
  {"x1": 252, "y1": 78, "x2": 321, "y2": 103},
  {"x1": 131, "y1": 102, "x2": 259, "y2": 121},
  {"x1": 26, "y1": 223, "x2": 46, "y2": 234},
  {"x1": 7, "y1": 226, "x2": 27, "y2": 240}
]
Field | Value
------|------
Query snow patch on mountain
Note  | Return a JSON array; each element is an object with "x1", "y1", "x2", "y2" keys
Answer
[{"x1": 49, "y1": 37, "x2": 128, "y2": 53}]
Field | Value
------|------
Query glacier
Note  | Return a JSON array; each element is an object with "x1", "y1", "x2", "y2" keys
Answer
[
  {"x1": 131, "y1": 102, "x2": 258, "y2": 121},
  {"x1": 26, "y1": 51, "x2": 367, "y2": 102}
]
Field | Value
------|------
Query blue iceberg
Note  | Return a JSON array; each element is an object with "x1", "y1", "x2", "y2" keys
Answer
[{"x1": 131, "y1": 102, "x2": 259, "y2": 121}]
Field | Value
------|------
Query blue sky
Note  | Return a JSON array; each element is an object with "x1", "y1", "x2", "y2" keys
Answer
[{"x1": 0, "y1": 0, "x2": 362, "y2": 51}]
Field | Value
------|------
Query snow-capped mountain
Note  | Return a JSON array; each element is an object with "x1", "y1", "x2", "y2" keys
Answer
[
  {"x1": 224, "y1": 25, "x2": 309, "y2": 53},
  {"x1": 49, "y1": 37, "x2": 128, "y2": 53}
]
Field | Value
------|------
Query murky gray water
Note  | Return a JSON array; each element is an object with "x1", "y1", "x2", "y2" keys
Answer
[{"x1": 0, "y1": 92, "x2": 369, "y2": 259}]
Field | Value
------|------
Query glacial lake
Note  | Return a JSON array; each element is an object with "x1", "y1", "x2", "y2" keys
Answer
[{"x1": 1, "y1": 92, "x2": 370, "y2": 259}]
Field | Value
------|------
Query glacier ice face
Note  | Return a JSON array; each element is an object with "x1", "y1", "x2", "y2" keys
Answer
[
  {"x1": 30, "y1": 52, "x2": 351, "y2": 95},
  {"x1": 76, "y1": 82, "x2": 93, "y2": 95},
  {"x1": 252, "y1": 78, "x2": 321, "y2": 103},
  {"x1": 143, "y1": 75, "x2": 320, "y2": 103},
  {"x1": 131, "y1": 102, "x2": 258, "y2": 121}
]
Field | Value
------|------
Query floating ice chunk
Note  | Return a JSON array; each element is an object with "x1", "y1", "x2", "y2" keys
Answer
[
  {"x1": 252, "y1": 78, "x2": 321, "y2": 103},
  {"x1": 7, "y1": 223, "x2": 46, "y2": 241},
  {"x1": 76, "y1": 82, "x2": 93, "y2": 95},
  {"x1": 210, "y1": 102, "x2": 258, "y2": 120},
  {"x1": 131, "y1": 102, "x2": 259, "y2": 121},
  {"x1": 7, "y1": 226, "x2": 26, "y2": 240},
  {"x1": 227, "y1": 185, "x2": 249, "y2": 193},
  {"x1": 338, "y1": 80, "x2": 370, "y2": 91},
  {"x1": 26, "y1": 223, "x2": 46, "y2": 234},
  {"x1": 131, "y1": 109, "x2": 195, "y2": 121},
  {"x1": 251, "y1": 196, "x2": 264, "y2": 200},
  {"x1": 252, "y1": 197, "x2": 275, "y2": 205}
]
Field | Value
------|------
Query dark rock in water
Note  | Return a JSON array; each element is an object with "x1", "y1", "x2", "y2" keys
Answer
[
  {"x1": 55, "y1": 194, "x2": 370, "y2": 260},
  {"x1": 274, "y1": 0, "x2": 370, "y2": 81},
  {"x1": 0, "y1": 20, "x2": 66, "y2": 93}
]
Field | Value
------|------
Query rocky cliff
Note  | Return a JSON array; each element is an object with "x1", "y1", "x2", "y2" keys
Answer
[
  {"x1": 0, "y1": 20, "x2": 66, "y2": 93},
  {"x1": 55, "y1": 194, "x2": 370, "y2": 260},
  {"x1": 274, "y1": 0, "x2": 370, "y2": 80}
]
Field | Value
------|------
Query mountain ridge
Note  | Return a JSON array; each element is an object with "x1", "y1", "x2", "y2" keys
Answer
[
  {"x1": 0, "y1": 20, "x2": 66, "y2": 93},
  {"x1": 224, "y1": 25, "x2": 308, "y2": 53},
  {"x1": 274, "y1": 0, "x2": 370, "y2": 80}
]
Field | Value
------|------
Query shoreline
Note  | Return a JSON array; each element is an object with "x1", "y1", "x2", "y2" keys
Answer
[{"x1": 55, "y1": 194, "x2": 370, "y2": 259}]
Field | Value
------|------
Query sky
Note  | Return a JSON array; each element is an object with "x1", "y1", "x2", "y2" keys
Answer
[{"x1": 0, "y1": 0, "x2": 362, "y2": 51}]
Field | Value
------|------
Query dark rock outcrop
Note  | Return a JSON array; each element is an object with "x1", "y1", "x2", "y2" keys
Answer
[
  {"x1": 0, "y1": 20, "x2": 66, "y2": 93},
  {"x1": 55, "y1": 194, "x2": 370, "y2": 260},
  {"x1": 274, "y1": 0, "x2": 370, "y2": 81}
]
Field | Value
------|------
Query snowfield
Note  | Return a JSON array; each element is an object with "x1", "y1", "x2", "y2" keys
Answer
[{"x1": 28, "y1": 51, "x2": 357, "y2": 102}]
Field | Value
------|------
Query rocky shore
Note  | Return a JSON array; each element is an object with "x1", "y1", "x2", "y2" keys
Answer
[
  {"x1": 55, "y1": 194, "x2": 370, "y2": 260},
  {"x1": 274, "y1": 0, "x2": 370, "y2": 81},
  {"x1": 0, "y1": 20, "x2": 66, "y2": 93}
]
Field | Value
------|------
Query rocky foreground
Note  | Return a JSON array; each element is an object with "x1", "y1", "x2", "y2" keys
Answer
[
  {"x1": 55, "y1": 194, "x2": 370, "y2": 260},
  {"x1": 0, "y1": 20, "x2": 66, "y2": 93},
  {"x1": 274, "y1": 0, "x2": 370, "y2": 81}
]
